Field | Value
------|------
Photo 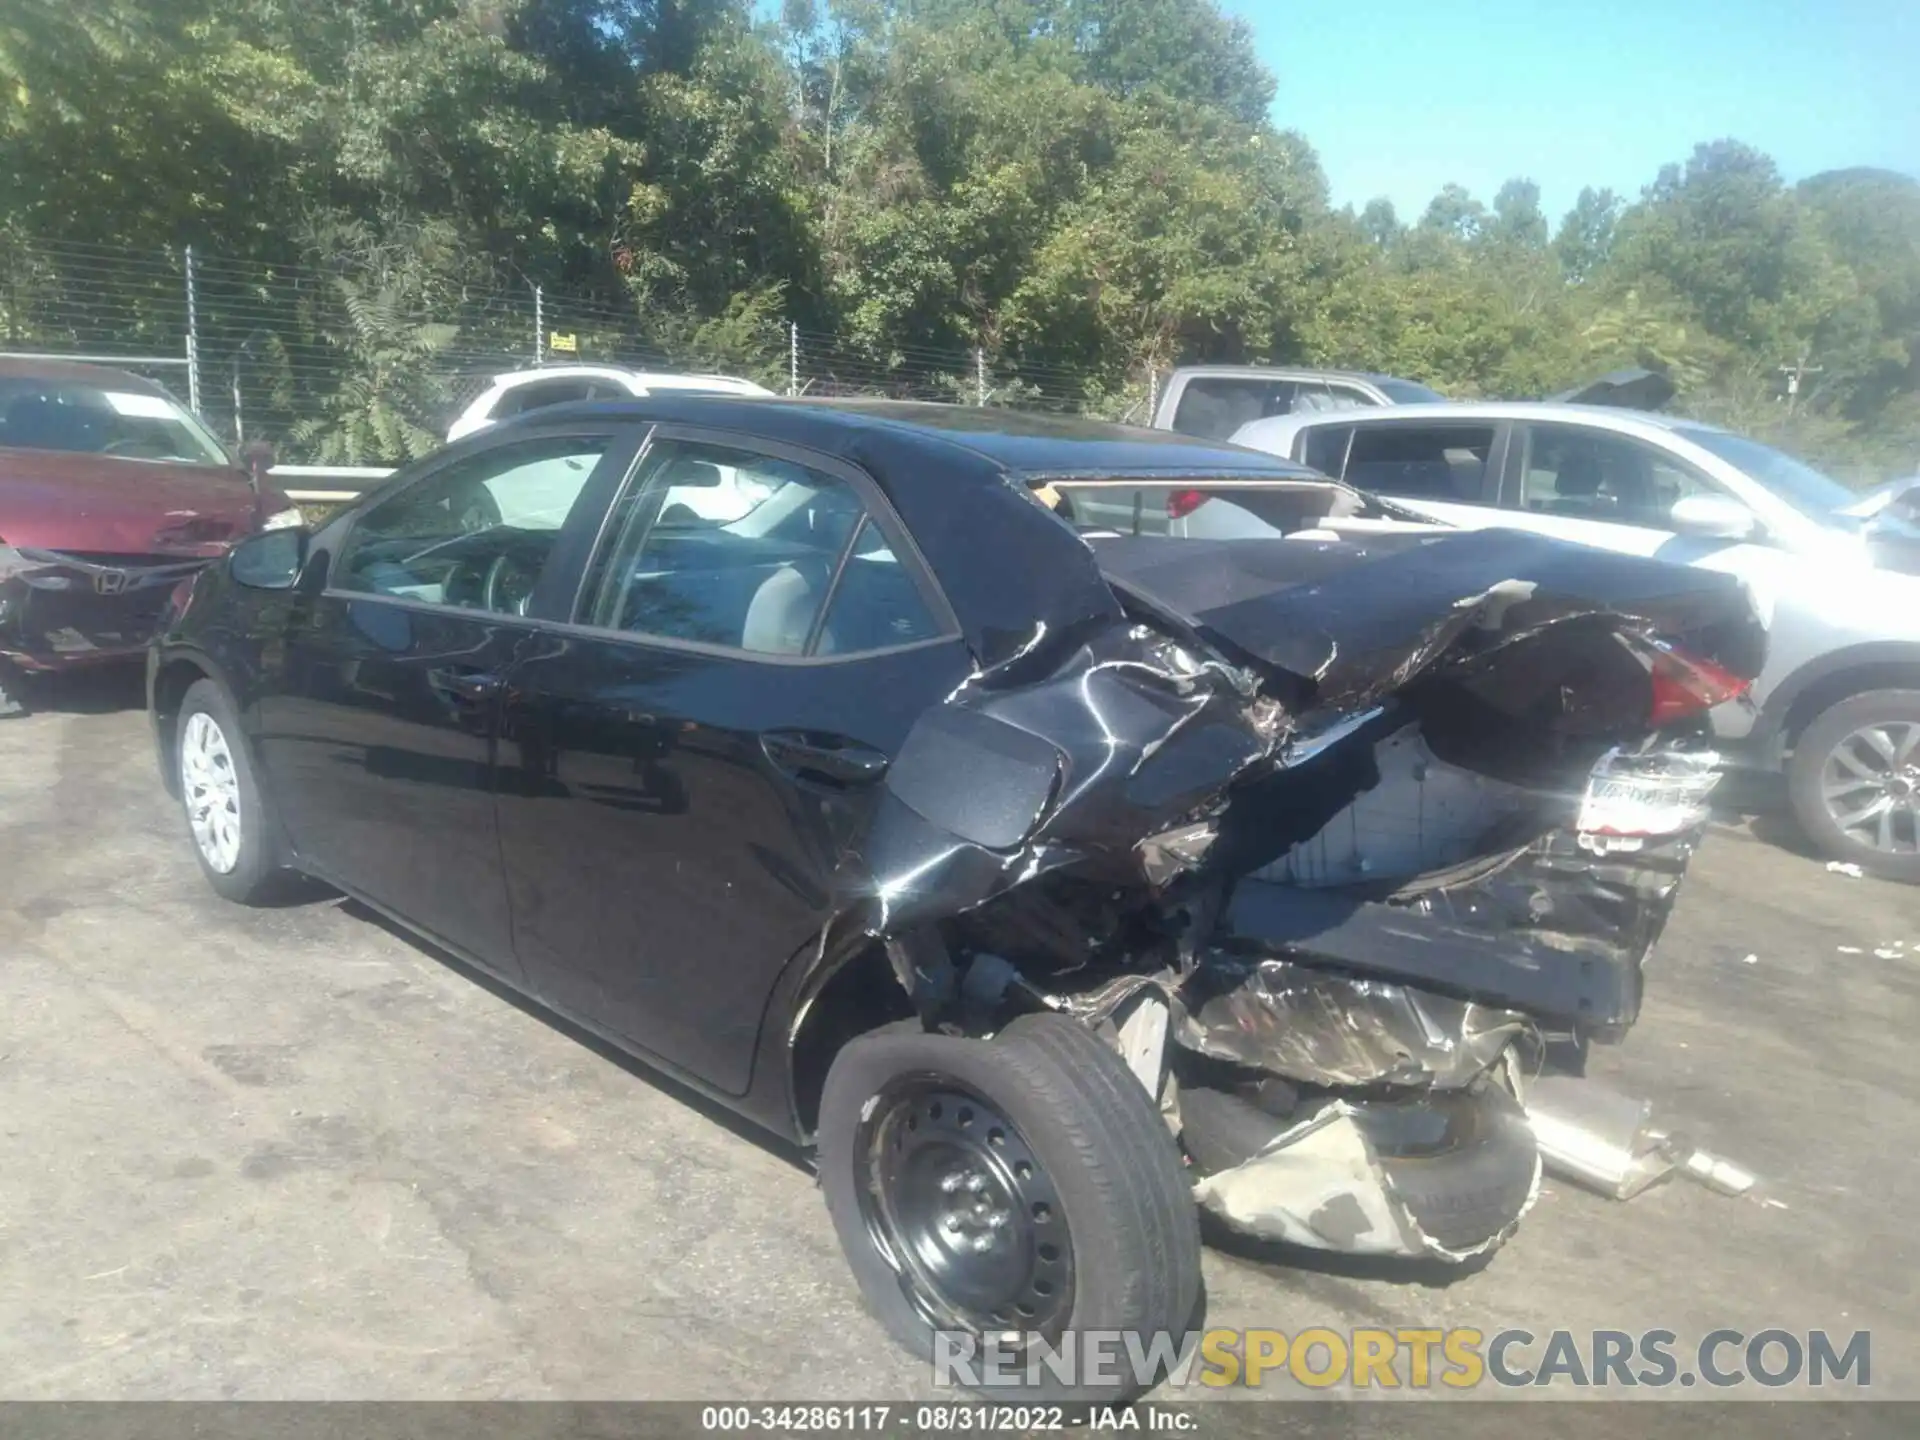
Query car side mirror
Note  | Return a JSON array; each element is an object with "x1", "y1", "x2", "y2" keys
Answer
[
  {"x1": 1670, "y1": 493, "x2": 1759, "y2": 541},
  {"x1": 230, "y1": 527, "x2": 307, "y2": 591}
]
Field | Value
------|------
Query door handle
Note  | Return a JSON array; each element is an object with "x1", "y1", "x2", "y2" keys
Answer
[
  {"x1": 761, "y1": 730, "x2": 890, "y2": 787},
  {"x1": 428, "y1": 667, "x2": 505, "y2": 706}
]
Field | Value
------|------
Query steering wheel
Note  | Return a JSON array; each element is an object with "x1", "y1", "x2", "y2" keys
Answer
[
  {"x1": 482, "y1": 552, "x2": 538, "y2": 616},
  {"x1": 103, "y1": 437, "x2": 170, "y2": 459}
]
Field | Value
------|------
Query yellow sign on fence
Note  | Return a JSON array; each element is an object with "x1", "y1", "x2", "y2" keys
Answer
[{"x1": 548, "y1": 331, "x2": 578, "y2": 354}]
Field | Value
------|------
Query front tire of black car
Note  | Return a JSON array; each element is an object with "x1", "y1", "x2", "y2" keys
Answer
[
  {"x1": 816, "y1": 1013, "x2": 1201, "y2": 1401},
  {"x1": 1787, "y1": 689, "x2": 1920, "y2": 884},
  {"x1": 175, "y1": 679, "x2": 284, "y2": 904}
]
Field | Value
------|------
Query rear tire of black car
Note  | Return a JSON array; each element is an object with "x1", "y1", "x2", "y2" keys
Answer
[
  {"x1": 0, "y1": 658, "x2": 32, "y2": 719},
  {"x1": 1178, "y1": 1082, "x2": 1538, "y2": 1254},
  {"x1": 175, "y1": 679, "x2": 285, "y2": 905},
  {"x1": 816, "y1": 1012, "x2": 1201, "y2": 1401},
  {"x1": 1787, "y1": 689, "x2": 1920, "y2": 884}
]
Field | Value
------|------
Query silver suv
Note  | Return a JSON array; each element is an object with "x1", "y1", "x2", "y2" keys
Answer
[{"x1": 1232, "y1": 400, "x2": 1920, "y2": 881}]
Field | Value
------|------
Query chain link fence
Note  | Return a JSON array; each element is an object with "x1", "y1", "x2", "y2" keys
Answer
[{"x1": 0, "y1": 235, "x2": 1150, "y2": 476}]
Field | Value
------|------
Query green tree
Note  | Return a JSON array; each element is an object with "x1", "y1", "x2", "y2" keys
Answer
[{"x1": 1553, "y1": 186, "x2": 1621, "y2": 283}]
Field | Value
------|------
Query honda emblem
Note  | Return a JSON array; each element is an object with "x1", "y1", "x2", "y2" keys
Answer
[{"x1": 92, "y1": 569, "x2": 131, "y2": 596}]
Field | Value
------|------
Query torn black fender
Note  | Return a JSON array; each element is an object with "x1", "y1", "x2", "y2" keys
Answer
[{"x1": 843, "y1": 620, "x2": 1281, "y2": 932}]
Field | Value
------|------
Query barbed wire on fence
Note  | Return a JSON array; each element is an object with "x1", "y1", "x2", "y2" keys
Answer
[{"x1": 0, "y1": 236, "x2": 1150, "y2": 464}]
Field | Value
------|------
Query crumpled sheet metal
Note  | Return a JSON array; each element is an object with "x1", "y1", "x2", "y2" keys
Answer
[
  {"x1": 1191, "y1": 1101, "x2": 1541, "y2": 1262},
  {"x1": 1088, "y1": 529, "x2": 1766, "y2": 716},
  {"x1": 848, "y1": 622, "x2": 1278, "y2": 932},
  {"x1": 1219, "y1": 814, "x2": 1706, "y2": 1037},
  {"x1": 1172, "y1": 954, "x2": 1530, "y2": 1089},
  {"x1": 837, "y1": 526, "x2": 1761, "y2": 963}
]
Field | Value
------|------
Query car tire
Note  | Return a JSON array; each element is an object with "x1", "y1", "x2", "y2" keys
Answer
[
  {"x1": 0, "y1": 659, "x2": 33, "y2": 719},
  {"x1": 1787, "y1": 689, "x2": 1920, "y2": 883},
  {"x1": 816, "y1": 1012, "x2": 1201, "y2": 1401},
  {"x1": 1178, "y1": 1082, "x2": 1538, "y2": 1253},
  {"x1": 175, "y1": 678, "x2": 284, "y2": 904}
]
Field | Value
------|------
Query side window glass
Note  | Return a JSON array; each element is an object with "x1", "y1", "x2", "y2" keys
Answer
[
  {"x1": 1322, "y1": 384, "x2": 1373, "y2": 411},
  {"x1": 819, "y1": 520, "x2": 946, "y2": 653},
  {"x1": 581, "y1": 441, "x2": 941, "y2": 657},
  {"x1": 1171, "y1": 378, "x2": 1299, "y2": 439},
  {"x1": 1522, "y1": 427, "x2": 1719, "y2": 528},
  {"x1": 333, "y1": 434, "x2": 609, "y2": 614},
  {"x1": 1345, "y1": 426, "x2": 1495, "y2": 502},
  {"x1": 1302, "y1": 424, "x2": 1354, "y2": 477},
  {"x1": 1290, "y1": 381, "x2": 1339, "y2": 413}
]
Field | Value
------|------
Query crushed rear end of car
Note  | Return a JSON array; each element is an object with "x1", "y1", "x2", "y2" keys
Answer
[{"x1": 814, "y1": 527, "x2": 1763, "y2": 1263}]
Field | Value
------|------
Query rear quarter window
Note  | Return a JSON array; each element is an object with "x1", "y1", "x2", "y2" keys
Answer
[
  {"x1": 1302, "y1": 424, "x2": 1354, "y2": 477},
  {"x1": 1170, "y1": 378, "x2": 1298, "y2": 439},
  {"x1": 1344, "y1": 425, "x2": 1497, "y2": 503}
]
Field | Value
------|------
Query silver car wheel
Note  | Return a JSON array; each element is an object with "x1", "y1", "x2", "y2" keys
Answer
[
  {"x1": 180, "y1": 710, "x2": 244, "y2": 874},
  {"x1": 1820, "y1": 721, "x2": 1920, "y2": 855}
]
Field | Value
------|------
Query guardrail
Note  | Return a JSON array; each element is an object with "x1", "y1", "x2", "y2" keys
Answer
[{"x1": 268, "y1": 464, "x2": 397, "y2": 505}]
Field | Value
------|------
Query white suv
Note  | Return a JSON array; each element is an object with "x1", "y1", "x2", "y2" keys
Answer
[
  {"x1": 1232, "y1": 401, "x2": 1920, "y2": 880},
  {"x1": 446, "y1": 366, "x2": 774, "y2": 443}
]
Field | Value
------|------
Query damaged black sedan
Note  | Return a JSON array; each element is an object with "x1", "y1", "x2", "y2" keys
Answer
[{"x1": 147, "y1": 398, "x2": 1762, "y2": 1397}]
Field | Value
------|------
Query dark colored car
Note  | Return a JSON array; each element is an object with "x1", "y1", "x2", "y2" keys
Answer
[
  {"x1": 147, "y1": 397, "x2": 1761, "y2": 1397},
  {"x1": 0, "y1": 359, "x2": 299, "y2": 715}
]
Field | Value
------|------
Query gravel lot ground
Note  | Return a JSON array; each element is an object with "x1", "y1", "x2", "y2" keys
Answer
[{"x1": 2, "y1": 674, "x2": 1917, "y2": 1418}]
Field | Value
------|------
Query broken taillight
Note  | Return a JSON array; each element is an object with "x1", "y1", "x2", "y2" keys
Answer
[
  {"x1": 1167, "y1": 488, "x2": 1207, "y2": 519},
  {"x1": 1647, "y1": 645, "x2": 1751, "y2": 727}
]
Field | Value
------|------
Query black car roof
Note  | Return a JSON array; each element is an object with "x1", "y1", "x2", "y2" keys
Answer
[{"x1": 511, "y1": 394, "x2": 1321, "y2": 479}]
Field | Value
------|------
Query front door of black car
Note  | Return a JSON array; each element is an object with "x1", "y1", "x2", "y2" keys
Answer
[
  {"x1": 493, "y1": 433, "x2": 972, "y2": 1094},
  {"x1": 258, "y1": 429, "x2": 633, "y2": 975}
]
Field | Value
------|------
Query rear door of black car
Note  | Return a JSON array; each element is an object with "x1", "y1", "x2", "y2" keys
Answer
[
  {"x1": 493, "y1": 427, "x2": 972, "y2": 1095},
  {"x1": 256, "y1": 424, "x2": 643, "y2": 977}
]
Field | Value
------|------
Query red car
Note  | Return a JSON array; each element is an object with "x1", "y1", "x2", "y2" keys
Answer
[{"x1": 0, "y1": 359, "x2": 299, "y2": 716}]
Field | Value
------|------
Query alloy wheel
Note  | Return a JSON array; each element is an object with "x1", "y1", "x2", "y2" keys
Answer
[
  {"x1": 180, "y1": 711, "x2": 244, "y2": 874},
  {"x1": 1820, "y1": 720, "x2": 1920, "y2": 855}
]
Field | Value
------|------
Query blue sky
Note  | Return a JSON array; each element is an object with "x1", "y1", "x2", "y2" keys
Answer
[{"x1": 1217, "y1": 0, "x2": 1920, "y2": 226}]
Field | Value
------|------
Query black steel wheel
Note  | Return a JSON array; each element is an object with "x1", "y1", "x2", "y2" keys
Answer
[
  {"x1": 817, "y1": 1013, "x2": 1200, "y2": 1401},
  {"x1": 857, "y1": 1078, "x2": 1075, "y2": 1343}
]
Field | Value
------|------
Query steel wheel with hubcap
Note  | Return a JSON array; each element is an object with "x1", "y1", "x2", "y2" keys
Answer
[
  {"x1": 180, "y1": 710, "x2": 244, "y2": 874},
  {"x1": 175, "y1": 678, "x2": 285, "y2": 903},
  {"x1": 1789, "y1": 688, "x2": 1920, "y2": 883}
]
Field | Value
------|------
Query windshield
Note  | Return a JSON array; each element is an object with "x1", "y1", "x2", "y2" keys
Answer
[
  {"x1": 1673, "y1": 425, "x2": 1857, "y2": 518},
  {"x1": 0, "y1": 377, "x2": 229, "y2": 466},
  {"x1": 1373, "y1": 378, "x2": 1447, "y2": 404}
]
